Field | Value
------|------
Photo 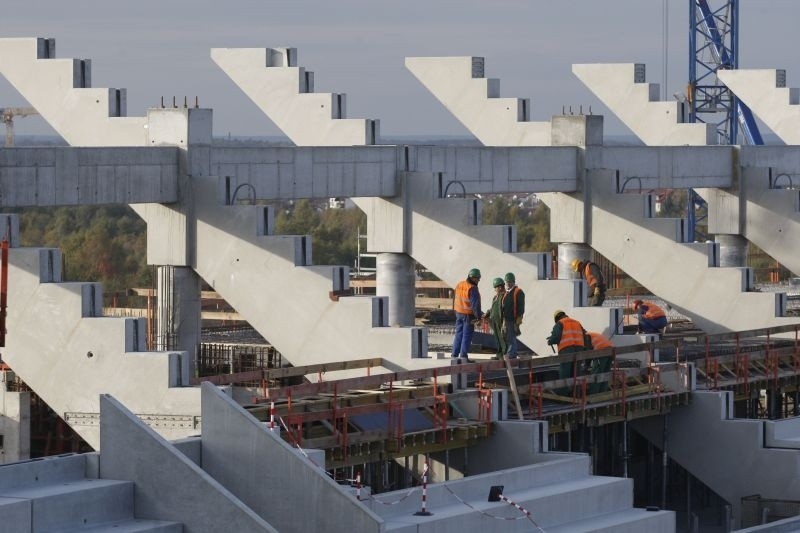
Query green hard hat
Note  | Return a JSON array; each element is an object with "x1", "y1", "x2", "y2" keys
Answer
[
  {"x1": 468, "y1": 268, "x2": 481, "y2": 279},
  {"x1": 504, "y1": 272, "x2": 516, "y2": 283},
  {"x1": 492, "y1": 277, "x2": 504, "y2": 288}
]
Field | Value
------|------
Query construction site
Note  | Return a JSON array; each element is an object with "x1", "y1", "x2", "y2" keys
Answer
[{"x1": 2, "y1": 1, "x2": 800, "y2": 532}]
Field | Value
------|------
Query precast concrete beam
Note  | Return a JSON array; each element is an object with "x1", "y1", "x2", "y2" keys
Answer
[
  {"x1": 409, "y1": 145, "x2": 580, "y2": 194},
  {"x1": 3, "y1": 247, "x2": 200, "y2": 449},
  {"x1": 718, "y1": 69, "x2": 800, "y2": 145},
  {"x1": 573, "y1": 63, "x2": 716, "y2": 146},
  {"x1": 405, "y1": 56, "x2": 551, "y2": 146},
  {"x1": 588, "y1": 168, "x2": 797, "y2": 333},
  {"x1": 211, "y1": 47, "x2": 378, "y2": 146},
  {"x1": 0, "y1": 38, "x2": 147, "y2": 146},
  {"x1": 212, "y1": 145, "x2": 398, "y2": 199},
  {"x1": 0, "y1": 147, "x2": 179, "y2": 207}
]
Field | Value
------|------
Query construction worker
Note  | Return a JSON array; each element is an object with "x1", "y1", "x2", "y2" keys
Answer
[
  {"x1": 572, "y1": 258, "x2": 606, "y2": 306},
  {"x1": 451, "y1": 268, "x2": 483, "y2": 360},
  {"x1": 485, "y1": 278, "x2": 507, "y2": 360},
  {"x1": 547, "y1": 310, "x2": 588, "y2": 389},
  {"x1": 501, "y1": 272, "x2": 525, "y2": 358},
  {"x1": 587, "y1": 331, "x2": 614, "y2": 393},
  {"x1": 633, "y1": 299, "x2": 668, "y2": 334}
]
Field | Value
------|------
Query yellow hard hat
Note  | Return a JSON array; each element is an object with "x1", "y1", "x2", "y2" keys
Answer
[
  {"x1": 553, "y1": 309, "x2": 566, "y2": 322},
  {"x1": 571, "y1": 258, "x2": 581, "y2": 272}
]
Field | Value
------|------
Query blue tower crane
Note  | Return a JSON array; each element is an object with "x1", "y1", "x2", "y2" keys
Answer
[{"x1": 686, "y1": 0, "x2": 763, "y2": 241}]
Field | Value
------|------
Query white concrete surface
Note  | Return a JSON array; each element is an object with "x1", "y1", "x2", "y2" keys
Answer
[
  {"x1": 2, "y1": 247, "x2": 200, "y2": 449},
  {"x1": 0, "y1": 147, "x2": 179, "y2": 206},
  {"x1": 0, "y1": 376, "x2": 29, "y2": 463},
  {"x1": 405, "y1": 56, "x2": 551, "y2": 146},
  {"x1": 573, "y1": 63, "x2": 716, "y2": 146},
  {"x1": 0, "y1": 38, "x2": 147, "y2": 146},
  {"x1": 718, "y1": 69, "x2": 800, "y2": 145},
  {"x1": 212, "y1": 47, "x2": 378, "y2": 146},
  {"x1": 633, "y1": 391, "x2": 800, "y2": 527}
]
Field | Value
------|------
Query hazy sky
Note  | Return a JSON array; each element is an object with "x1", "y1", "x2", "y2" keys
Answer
[{"x1": 1, "y1": 0, "x2": 798, "y2": 139}]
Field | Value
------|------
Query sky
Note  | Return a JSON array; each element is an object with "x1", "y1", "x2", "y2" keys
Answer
[{"x1": 1, "y1": 0, "x2": 798, "y2": 140}]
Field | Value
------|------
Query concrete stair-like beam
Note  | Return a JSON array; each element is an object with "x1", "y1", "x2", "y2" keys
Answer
[
  {"x1": 589, "y1": 169, "x2": 794, "y2": 333},
  {"x1": 211, "y1": 47, "x2": 378, "y2": 146},
  {"x1": 0, "y1": 38, "x2": 146, "y2": 146},
  {"x1": 3, "y1": 246, "x2": 200, "y2": 449},
  {"x1": 405, "y1": 56, "x2": 551, "y2": 146},
  {"x1": 718, "y1": 69, "x2": 800, "y2": 145},
  {"x1": 573, "y1": 63, "x2": 716, "y2": 146},
  {"x1": 187, "y1": 175, "x2": 429, "y2": 368},
  {"x1": 633, "y1": 391, "x2": 800, "y2": 526}
]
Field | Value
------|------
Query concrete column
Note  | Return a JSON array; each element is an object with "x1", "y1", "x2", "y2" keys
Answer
[
  {"x1": 0, "y1": 385, "x2": 30, "y2": 463},
  {"x1": 376, "y1": 253, "x2": 415, "y2": 326},
  {"x1": 156, "y1": 266, "x2": 201, "y2": 376},
  {"x1": 715, "y1": 234, "x2": 748, "y2": 268},
  {"x1": 558, "y1": 243, "x2": 592, "y2": 280}
]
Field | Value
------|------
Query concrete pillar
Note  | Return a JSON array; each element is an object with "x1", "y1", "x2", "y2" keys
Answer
[
  {"x1": 558, "y1": 243, "x2": 592, "y2": 280},
  {"x1": 156, "y1": 266, "x2": 201, "y2": 376},
  {"x1": 715, "y1": 234, "x2": 748, "y2": 268},
  {"x1": 376, "y1": 253, "x2": 415, "y2": 327},
  {"x1": 0, "y1": 381, "x2": 30, "y2": 463}
]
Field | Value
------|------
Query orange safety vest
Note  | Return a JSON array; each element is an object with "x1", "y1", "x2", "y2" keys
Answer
[
  {"x1": 640, "y1": 301, "x2": 666, "y2": 320},
  {"x1": 557, "y1": 317, "x2": 585, "y2": 352},
  {"x1": 503, "y1": 285, "x2": 522, "y2": 319},
  {"x1": 453, "y1": 280, "x2": 474, "y2": 315},
  {"x1": 588, "y1": 332, "x2": 613, "y2": 350},
  {"x1": 583, "y1": 263, "x2": 602, "y2": 289}
]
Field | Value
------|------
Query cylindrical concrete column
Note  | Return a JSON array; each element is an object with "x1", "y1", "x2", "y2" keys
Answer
[
  {"x1": 156, "y1": 266, "x2": 202, "y2": 375},
  {"x1": 376, "y1": 253, "x2": 416, "y2": 327},
  {"x1": 715, "y1": 234, "x2": 748, "y2": 268},
  {"x1": 557, "y1": 243, "x2": 592, "y2": 280}
]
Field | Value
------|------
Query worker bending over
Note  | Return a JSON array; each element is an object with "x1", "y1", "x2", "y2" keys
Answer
[
  {"x1": 572, "y1": 258, "x2": 606, "y2": 306},
  {"x1": 633, "y1": 299, "x2": 667, "y2": 334},
  {"x1": 587, "y1": 331, "x2": 614, "y2": 393},
  {"x1": 547, "y1": 310, "x2": 587, "y2": 387}
]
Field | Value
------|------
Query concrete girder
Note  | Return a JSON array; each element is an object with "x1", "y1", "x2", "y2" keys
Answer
[
  {"x1": 0, "y1": 38, "x2": 146, "y2": 147},
  {"x1": 0, "y1": 147, "x2": 179, "y2": 207},
  {"x1": 588, "y1": 169, "x2": 794, "y2": 333},
  {"x1": 3, "y1": 247, "x2": 200, "y2": 449},
  {"x1": 572, "y1": 63, "x2": 716, "y2": 146},
  {"x1": 718, "y1": 69, "x2": 800, "y2": 145},
  {"x1": 633, "y1": 391, "x2": 800, "y2": 527},
  {"x1": 405, "y1": 56, "x2": 551, "y2": 146},
  {"x1": 211, "y1": 48, "x2": 378, "y2": 146}
]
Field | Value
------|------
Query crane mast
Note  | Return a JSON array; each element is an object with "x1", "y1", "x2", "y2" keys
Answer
[{"x1": 1, "y1": 107, "x2": 38, "y2": 147}]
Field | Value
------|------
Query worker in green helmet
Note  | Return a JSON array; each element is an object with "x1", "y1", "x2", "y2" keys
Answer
[
  {"x1": 451, "y1": 267, "x2": 483, "y2": 360},
  {"x1": 485, "y1": 277, "x2": 507, "y2": 359},
  {"x1": 501, "y1": 272, "x2": 525, "y2": 358}
]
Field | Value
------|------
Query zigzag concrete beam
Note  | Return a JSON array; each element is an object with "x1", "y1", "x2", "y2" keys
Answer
[
  {"x1": 4, "y1": 247, "x2": 200, "y2": 449},
  {"x1": 718, "y1": 69, "x2": 800, "y2": 145},
  {"x1": 0, "y1": 147, "x2": 179, "y2": 206},
  {"x1": 573, "y1": 63, "x2": 716, "y2": 146},
  {"x1": 405, "y1": 56, "x2": 551, "y2": 146},
  {"x1": 211, "y1": 47, "x2": 378, "y2": 146},
  {"x1": 0, "y1": 38, "x2": 146, "y2": 146}
]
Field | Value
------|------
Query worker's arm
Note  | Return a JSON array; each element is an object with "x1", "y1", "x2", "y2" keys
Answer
[
  {"x1": 546, "y1": 322, "x2": 563, "y2": 346},
  {"x1": 516, "y1": 289, "x2": 525, "y2": 324},
  {"x1": 469, "y1": 286, "x2": 483, "y2": 319}
]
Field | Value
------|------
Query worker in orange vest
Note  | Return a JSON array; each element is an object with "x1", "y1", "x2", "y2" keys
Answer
[
  {"x1": 633, "y1": 299, "x2": 668, "y2": 334},
  {"x1": 451, "y1": 268, "x2": 484, "y2": 360},
  {"x1": 547, "y1": 310, "x2": 588, "y2": 387},
  {"x1": 571, "y1": 258, "x2": 606, "y2": 306},
  {"x1": 587, "y1": 331, "x2": 614, "y2": 393}
]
